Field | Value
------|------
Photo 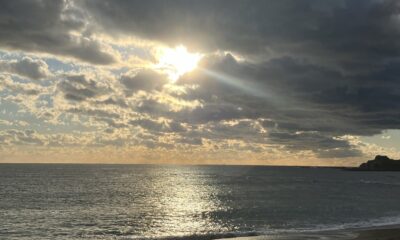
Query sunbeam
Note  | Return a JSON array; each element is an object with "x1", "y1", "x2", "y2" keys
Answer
[{"x1": 200, "y1": 68, "x2": 273, "y2": 100}]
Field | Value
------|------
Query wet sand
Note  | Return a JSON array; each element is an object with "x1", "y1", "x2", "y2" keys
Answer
[{"x1": 353, "y1": 227, "x2": 400, "y2": 240}]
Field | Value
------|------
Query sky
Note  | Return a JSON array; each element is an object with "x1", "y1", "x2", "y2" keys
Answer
[{"x1": 1, "y1": 0, "x2": 400, "y2": 166}]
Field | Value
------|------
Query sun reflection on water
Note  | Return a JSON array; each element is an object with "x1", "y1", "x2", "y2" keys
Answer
[{"x1": 139, "y1": 166, "x2": 230, "y2": 238}]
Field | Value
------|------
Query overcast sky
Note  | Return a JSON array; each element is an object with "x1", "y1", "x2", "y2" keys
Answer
[{"x1": 1, "y1": 0, "x2": 400, "y2": 165}]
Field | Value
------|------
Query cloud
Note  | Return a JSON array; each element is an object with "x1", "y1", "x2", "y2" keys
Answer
[
  {"x1": 129, "y1": 118, "x2": 186, "y2": 133},
  {"x1": 0, "y1": 76, "x2": 43, "y2": 95},
  {"x1": 0, "y1": 0, "x2": 116, "y2": 65},
  {"x1": 267, "y1": 131, "x2": 362, "y2": 158},
  {"x1": 95, "y1": 96, "x2": 128, "y2": 108},
  {"x1": 120, "y1": 70, "x2": 169, "y2": 94},
  {"x1": 0, "y1": 57, "x2": 50, "y2": 80},
  {"x1": 57, "y1": 74, "x2": 112, "y2": 102},
  {"x1": 66, "y1": 107, "x2": 120, "y2": 120},
  {"x1": 0, "y1": 129, "x2": 44, "y2": 146}
]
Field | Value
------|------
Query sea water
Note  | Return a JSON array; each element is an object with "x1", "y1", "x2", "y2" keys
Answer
[{"x1": 1, "y1": 164, "x2": 400, "y2": 239}]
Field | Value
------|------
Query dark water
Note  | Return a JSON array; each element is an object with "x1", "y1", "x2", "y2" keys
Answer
[{"x1": 1, "y1": 164, "x2": 400, "y2": 239}]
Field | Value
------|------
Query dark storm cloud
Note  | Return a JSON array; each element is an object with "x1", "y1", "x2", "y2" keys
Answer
[
  {"x1": 85, "y1": 0, "x2": 335, "y2": 53},
  {"x1": 200, "y1": 53, "x2": 400, "y2": 132},
  {"x1": 156, "y1": 50, "x2": 400, "y2": 157},
  {"x1": 0, "y1": 0, "x2": 115, "y2": 65},
  {"x1": 83, "y1": 0, "x2": 400, "y2": 70}
]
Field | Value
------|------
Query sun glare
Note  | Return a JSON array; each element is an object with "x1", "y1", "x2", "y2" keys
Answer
[{"x1": 157, "y1": 45, "x2": 202, "y2": 80}]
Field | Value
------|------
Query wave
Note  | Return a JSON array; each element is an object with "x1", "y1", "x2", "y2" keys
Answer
[
  {"x1": 124, "y1": 214, "x2": 400, "y2": 240},
  {"x1": 323, "y1": 214, "x2": 400, "y2": 231},
  {"x1": 264, "y1": 214, "x2": 400, "y2": 235},
  {"x1": 359, "y1": 179, "x2": 400, "y2": 186}
]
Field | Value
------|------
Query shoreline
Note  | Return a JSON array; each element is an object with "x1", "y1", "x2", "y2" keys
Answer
[
  {"x1": 347, "y1": 224, "x2": 400, "y2": 240},
  {"x1": 217, "y1": 224, "x2": 400, "y2": 240},
  {"x1": 353, "y1": 226, "x2": 400, "y2": 239}
]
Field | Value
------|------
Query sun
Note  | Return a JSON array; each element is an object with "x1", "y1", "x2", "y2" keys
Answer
[{"x1": 157, "y1": 45, "x2": 202, "y2": 80}]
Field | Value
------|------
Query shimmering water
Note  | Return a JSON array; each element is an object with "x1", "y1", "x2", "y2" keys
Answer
[{"x1": 1, "y1": 164, "x2": 400, "y2": 239}]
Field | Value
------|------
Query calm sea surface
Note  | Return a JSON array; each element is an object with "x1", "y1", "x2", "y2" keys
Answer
[{"x1": 1, "y1": 164, "x2": 400, "y2": 239}]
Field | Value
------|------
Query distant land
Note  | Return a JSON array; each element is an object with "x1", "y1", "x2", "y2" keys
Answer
[{"x1": 352, "y1": 155, "x2": 400, "y2": 171}]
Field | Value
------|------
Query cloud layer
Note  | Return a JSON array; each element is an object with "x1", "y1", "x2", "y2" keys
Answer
[{"x1": 1, "y1": 0, "x2": 400, "y2": 164}]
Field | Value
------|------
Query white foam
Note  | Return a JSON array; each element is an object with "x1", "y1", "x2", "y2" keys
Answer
[{"x1": 256, "y1": 214, "x2": 400, "y2": 236}]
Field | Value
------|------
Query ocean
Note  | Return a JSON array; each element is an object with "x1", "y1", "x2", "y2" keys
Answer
[{"x1": 1, "y1": 164, "x2": 400, "y2": 240}]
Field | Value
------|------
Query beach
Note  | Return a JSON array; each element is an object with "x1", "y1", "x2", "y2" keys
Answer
[
  {"x1": 219, "y1": 226, "x2": 400, "y2": 240},
  {"x1": 353, "y1": 227, "x2": 400, "y2": 240}
]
